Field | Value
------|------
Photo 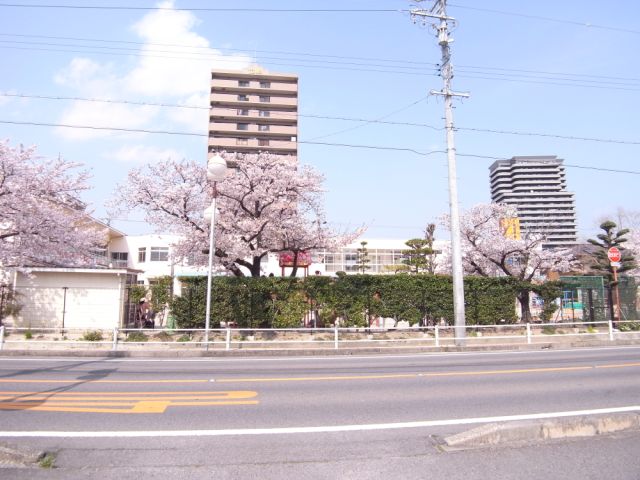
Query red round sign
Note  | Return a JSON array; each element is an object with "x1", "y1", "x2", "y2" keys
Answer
[{"x1": 607, "y1": 247, "x2": 622, "y2": 262}]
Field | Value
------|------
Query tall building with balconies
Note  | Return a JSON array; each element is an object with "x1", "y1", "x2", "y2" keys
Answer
[
  {"x1": 209, "y1": 67, "x2": 298, "y2": 160},
  {"x1": 489, "y1": 156, "x2": 578, "y2": 248}
]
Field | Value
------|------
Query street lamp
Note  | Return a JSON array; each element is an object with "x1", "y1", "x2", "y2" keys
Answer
[{"x1": 204, "y1": 153, "x2": 228, "y2": 349}]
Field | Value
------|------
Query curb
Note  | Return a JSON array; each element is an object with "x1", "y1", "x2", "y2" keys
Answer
[
  {"x1": 440, "y1": 413, "x2": 640, "y2": 451},
  {"x1": 0, "y1": 339, "x2": 638, "y2": 358},
  {"x1": 0, "y1": 442, "x2": 46, "y2": 468}
]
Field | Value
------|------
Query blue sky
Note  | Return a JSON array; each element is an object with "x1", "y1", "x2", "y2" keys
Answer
[{"x1": 1, "y1": 0, "x2": 639, "y2": 241}]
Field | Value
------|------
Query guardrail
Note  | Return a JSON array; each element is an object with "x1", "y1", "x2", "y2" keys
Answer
[{"x1": 0, "y1": 320, "x2": 638, "y2": 352}]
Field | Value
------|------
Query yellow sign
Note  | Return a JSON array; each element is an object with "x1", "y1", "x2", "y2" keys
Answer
[{"x1": 500, "y1": 217, "x2": 521, "y2": 240}]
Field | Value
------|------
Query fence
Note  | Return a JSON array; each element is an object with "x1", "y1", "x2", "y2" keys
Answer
[{"x1": 1, "y1": 320, "x2": 638, "y2": 352}]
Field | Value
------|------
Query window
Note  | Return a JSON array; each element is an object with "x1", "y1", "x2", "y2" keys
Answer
[
  {"x1": 259, "y1": 96, "x2": 270, "y2": 103},
  {"x1": 110, "y1": 251, "x2": 128, "y2": 267},
  {"x1": 237, "y1": 94, "x2": 249, "y2": 101},
  {"x1": 258, "y1": 124, "x2": 270, "y2": 132},
  {"x1": 237, "y1": 108, "x2": 249, "y2": 116},
  {"x1": 150, "y1": 247, "x2": 169, "y2": 262},
  {"x1": 259, "y1": 139, "x2": 270, "y2": 146},
  {"x1": 238, "y1": 80, "x2": 249, "y2": 87},
  {"x1": 260, "y1": 81, "x2": 271, "y2": 88},
  {"x1": 138, "y1": 247, "x2": 146, "y2": 263},
  {"x1": 258, "y1": 110, "x2": 270, "y2": 118},
  {"x1": 236, "y1": 138, "x2": 248, "y2": 145},
  {"x1": 237, "y1": 123, "x2": 249, "y2": 130}
]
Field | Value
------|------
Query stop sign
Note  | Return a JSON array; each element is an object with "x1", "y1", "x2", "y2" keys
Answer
[{"x1": 607, "y1": 247, "x2": 622, "y2": 262}]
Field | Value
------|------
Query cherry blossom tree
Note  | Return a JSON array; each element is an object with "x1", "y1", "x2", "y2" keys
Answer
[
  {"x1": 0, "y1": 140, "x2": 103, "y2": 270},
  {"x1": 442, "y1": 203, "x2": 577, "y2": 322},
  {"x1": 111, "y1": 153, "x2": 361, "y2": 277}
]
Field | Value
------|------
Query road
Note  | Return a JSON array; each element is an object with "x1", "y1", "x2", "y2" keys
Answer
[{"x1": 0, "y1": 346, "x2": 639, "y2": 478}]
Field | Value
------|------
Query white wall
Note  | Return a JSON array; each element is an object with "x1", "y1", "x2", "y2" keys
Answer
[{"x1": 10, "y1": 269, "x2": 129, "y2": 330}]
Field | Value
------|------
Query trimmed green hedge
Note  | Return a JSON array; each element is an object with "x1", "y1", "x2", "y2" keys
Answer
[{"x1": 172, "y1": 274, "x2": 524, "y2": 329}]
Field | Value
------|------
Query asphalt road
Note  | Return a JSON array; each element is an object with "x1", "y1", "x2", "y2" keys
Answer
[{"x1": 0, "y1": 346, "x2": 639, "y2": 478}]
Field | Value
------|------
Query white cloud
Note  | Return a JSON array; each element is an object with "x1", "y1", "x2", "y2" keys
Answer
[
  {"x1": 56, "y1": 103, "x2": 159, "y2": 140},
  {"x1": 167, "y1": 92, "x2": 209, "y2": 131},
  {"x1": 104, "y1": 144, "x2": 184, "y2": 163},
  {"x1": 125, "y1": 0, "x2": 250, "y2": 96},
  {"x1": 54, "y1": 0, "x2": 251, "y2": 141}
]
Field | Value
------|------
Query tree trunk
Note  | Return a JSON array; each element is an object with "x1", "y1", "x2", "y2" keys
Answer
[
  {"x1": 250, "y1": 257, "x2": 262, "y2": 277},
  {"x1": 289, "y1": 251, "x2": 300, "y2": 277},
  {"x1": 518, "y1": 289, "x2": 532, "y2": 323}
]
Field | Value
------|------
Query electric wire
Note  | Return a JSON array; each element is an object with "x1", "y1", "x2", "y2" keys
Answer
[
  {"x1": 448, "y1": 3, "x2": 640, "y2": 35},
  {"x1": 0, "y1": 4, "x2": 405, "y2": 13},
  {"x1": 3, "y1": 32, "x2": 640, "y2": 85},
  {"x1": 3, "y1": 92, "x2": 638, "y2": 146},
  {"x1": 1, "y1": 119, "x2": 638, "y2": 175}
]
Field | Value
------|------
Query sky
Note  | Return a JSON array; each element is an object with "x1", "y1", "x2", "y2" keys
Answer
[{"x1": 1, "y1": 0, "x2": 639, "y2": 242}]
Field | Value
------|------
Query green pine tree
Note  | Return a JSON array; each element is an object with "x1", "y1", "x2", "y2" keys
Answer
[
  {"x1": 356, "y1": 241, "x2": 371, "y2": 274},
  {"x1": 587, "y1": 220, "x2": 637, "y2": 321}
]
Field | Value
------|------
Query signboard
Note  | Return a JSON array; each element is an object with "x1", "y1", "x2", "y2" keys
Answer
[
  {"x1": 278, "y1": 251, "x2": 312, "y2": 268},
  {"x1": 607, "y1": 247, "x2": 622, "y2": 263},
  {"x1": 500, "y1": 217, "x2": 521, "y2": 240}
]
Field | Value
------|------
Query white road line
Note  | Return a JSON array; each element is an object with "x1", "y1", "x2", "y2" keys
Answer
[
  {"x1": 1, "y1": 345, "x2": 640, "y2": 364},
  {"x1": 0, "y1": 405, "x2": 638, "y2": 438}
]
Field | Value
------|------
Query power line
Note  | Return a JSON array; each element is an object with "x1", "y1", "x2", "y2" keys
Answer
[
  {"x1": 0, "y1": 44, "x2": 441, "y2": 78},
  {"x1": 3, "y1": 32, "x2": 640, "y2": 85},
  {"x1": 448, "y1": 3, "x2": 640, "y2": 35},
  {"x1": 1, "y1": 41, "x2": 636, "y2": 91},
  {"x1": 0, "y1": 4, "x2": 405, "y2": 13},
  {"x1": 4, "y1": 91, "x2": 639, "y2": 146},
  {"x1": 1, "y1": 2, "x2": 636, "y2": 35},
  {"x1": 1, "y1": 118, "x2": 638, "y2": 175},
  {"x1": 1, "y1": 36, "x2": 640, "y2": 89},
  {"x1": 305, "y1": 97, "x2": 428, "y2": 142}
]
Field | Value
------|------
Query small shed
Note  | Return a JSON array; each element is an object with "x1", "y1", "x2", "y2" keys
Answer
[{"x1": 7, "y1": 268, "x2": 138, "y2": 330}]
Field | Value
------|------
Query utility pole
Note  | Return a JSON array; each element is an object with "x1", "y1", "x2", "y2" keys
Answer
[{"x1": 411, "y1": 0, "x2": 468, "y2": 345}]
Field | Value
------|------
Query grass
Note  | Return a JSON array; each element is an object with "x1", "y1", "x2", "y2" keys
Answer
[
  {"x1": 125, "y1": 332, "x2": 149, "y2": 342},
  {"x1": 38, "y1": 452, "x2": 56, "y2": 469},
  {"x1": 541, "y1": 326, "x2": 556, "y2": 335},
  {"x1": 154, "y1": 331, "x2": 173, "y2": 342},
  {"x1": 24, "y1": 330, "x2": 33, "y2": 340},
  {"x1": 82, "y1": 330, "x2": 104, "y2": 342}
]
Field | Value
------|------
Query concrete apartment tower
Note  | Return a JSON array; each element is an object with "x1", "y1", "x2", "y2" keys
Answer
[
  {"x1": 209, "y1": 66, "x2": 298, "y2": 160},
  {"x1": 489, "y1": 156, "x2": 578, "y2": 248}
]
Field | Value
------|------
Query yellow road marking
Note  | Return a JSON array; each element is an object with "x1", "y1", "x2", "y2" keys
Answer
[
  {"x1": 595, "y1": 362, "x2": 640, "y2": 369},
  {"x1": 0, "y1": 391, "x2": 258, "y2": 414},
  {"x1": 0, "y1": 379, "x2": 209, "y2": 384},
  {"x1": 1, "y1": 361, "x2": 638, "y2": 387}
]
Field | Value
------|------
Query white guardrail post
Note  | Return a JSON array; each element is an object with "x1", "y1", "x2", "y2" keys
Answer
[
  {"x1": 608, "y1": 319, "x2": 614, "y2": 341},
  {"x1": 112, "y1": 327, "x2": 118, "y2": 351},
  {"x1": 0, "y1": 326, "x2": 4, "y2": 351},
  {"x1": 226, "y1": 328, "x2": 231, "y2": 351},
  {"x1": 434, "y1": 325, "x2": 440, "y2": 348},
  {"x1": 526, "y1": 323, "x2": 532, "y2": 344},
  {"x1": 334, "y1": 325, "x2": 339, "y2": 350}
]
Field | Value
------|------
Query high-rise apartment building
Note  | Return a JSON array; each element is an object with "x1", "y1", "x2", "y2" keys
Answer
[
  {"x1": 208, "y1": 67, "x2": 298, "y2": 159},
  {"x1": 489, "y1": 156, "x2": 578, "y2": 248}
]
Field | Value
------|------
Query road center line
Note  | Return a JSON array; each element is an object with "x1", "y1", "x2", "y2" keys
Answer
[
  {"x1": 1, "y1": 361, "x2": 639, "y2": 385},
  {"x1": 0, "y1": 405, "x2": 638, "y2": 438}
]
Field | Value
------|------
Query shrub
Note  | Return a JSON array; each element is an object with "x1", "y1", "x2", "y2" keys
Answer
[
  {"x1": 619, "y1": 322, "x2": 640, "y2": 332},
  {"x1": 24, "y1": 330, "x2": 33, "y2": 339},
  {"x1": 154, "y1": 331, "x2": 173, "y2": 342},
  {"x1": 125, "y1": 332, "x2": 148, "y2": 342},
  {"x1": 82, "y1": 330, "x2": 104, "y2": 342},
  {"x1": 176, "y1": 334, "x2": 191, "y2": 342}
]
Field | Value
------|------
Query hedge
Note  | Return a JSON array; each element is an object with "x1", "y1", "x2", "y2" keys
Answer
[{"x1": 171, "y1": 274, "x2": 523, "y2": 329}]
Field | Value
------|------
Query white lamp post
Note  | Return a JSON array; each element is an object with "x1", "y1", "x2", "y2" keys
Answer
[{"x1": 204, "y1": 153, "x2": 228, "y2": 349}]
